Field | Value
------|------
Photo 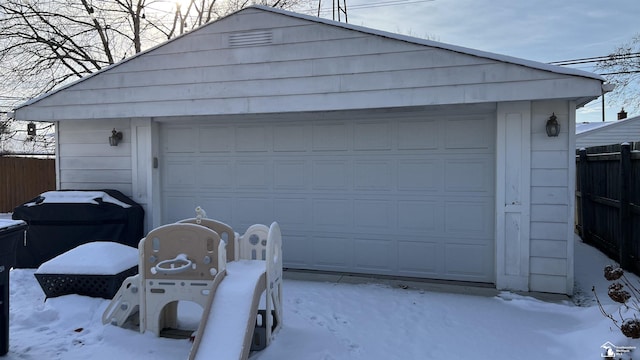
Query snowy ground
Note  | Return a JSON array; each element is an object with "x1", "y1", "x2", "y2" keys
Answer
[{"x1": 1, "y1": 215, "x2": 638, "y2": 359}]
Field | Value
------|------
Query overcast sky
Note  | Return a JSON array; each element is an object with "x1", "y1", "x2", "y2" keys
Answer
[{"x1": 317, "y1": 0, "x2": 640, "y2": 122}]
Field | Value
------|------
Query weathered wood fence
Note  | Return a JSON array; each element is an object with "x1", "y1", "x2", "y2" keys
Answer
[
  {"x1": 0, "y1": 156, "x2": 55, "y2": 213},
  {"x1": 576, "y1": 143, "x2": 640, "y2": 272}
]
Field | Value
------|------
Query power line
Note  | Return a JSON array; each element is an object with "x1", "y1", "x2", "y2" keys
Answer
[
  {"x1": 600, "y1": 70, "x2": 640, "y2": 76},
  {"x1": 549, "y1": 52, "x2": 640, "y2": 76},
  {"x1": 548, "y1": 55, "x2": 611, "y2": 65},
  {"x1": 0, "y1": 96, "x2": 27, "y2": 100},
  {"x1": 549, "y1": 52, "x2": 640, "y2": 66},
  {"x1": 317, "y1": 0, "x2": 434, "y2": 14},
  {"x1": 343, "y1": 0, "x2": 435, "y2": 10}
]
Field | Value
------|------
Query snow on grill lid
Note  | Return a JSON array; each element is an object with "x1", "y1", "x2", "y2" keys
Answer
[
  {"x1": 0, "y1": 219, "x2": 26, "y2": 231},
  {"x1": 25, "y1": 191, "x2": 131, "y2": 208}
]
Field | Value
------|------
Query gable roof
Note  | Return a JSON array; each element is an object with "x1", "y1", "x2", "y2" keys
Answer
[
  {"x1": 13, "y1": 6, "x2": 605, "y2": 121},
  {"x1": 255, "y1": 6, "x2": 603, "y2": 81}
]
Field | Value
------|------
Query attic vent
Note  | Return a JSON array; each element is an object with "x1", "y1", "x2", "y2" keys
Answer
[{"x1": 228, "y1": 30, "x2": 273, "y2": 48}]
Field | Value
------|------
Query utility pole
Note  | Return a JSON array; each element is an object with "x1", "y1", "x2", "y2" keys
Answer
[{"x1": 317, "y1": 0, "x2": 348, "y2": 23}]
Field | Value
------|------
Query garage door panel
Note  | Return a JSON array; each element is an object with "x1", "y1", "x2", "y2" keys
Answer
[
  {"x1": 198, "y1": 197, "x2": 234, "y2": 223},
  {"x1": 397, "y1": 200, "x2": 442, "y2": 232},
  {"x1": 312, "y1": 199, "x2": 352, "y2": 228},
  {"x1": 236, "y1": 125, "x2": 270, "y2": 152},
  {"x1": 354, "y1": 199, "x2": 393, "y2": 230},
  {"x1": 161, "y1": 195, "x2": 235, "y2": 227},
  {"x1": 281, "y1": 231, "x2": 311, "y2": 266},
  {"x1": 354, "y1": 238, "x2": 395, "y2": 272},
  {"x1": 273, "y1": 198, "x2": 310, "y2": 227},
  {"x1": 445, "y1": 117, "x2": 493, "y2": 150},
  {"x1": 444, "y1": 158, "x2": 493, "y2": 193},
  {"x1": 165, "y1": 161, "x2": 196, "y2": 187},
  {"x1": 445, "y1": 200, "x2": 493, "y2": 237},
  {"x1": 164, "y1": 195, "x2": 197, "y2": 223},
  {"x1": 233, "y1": 197, "x2": 272, "y2": 229},
  {"x1": 312, "y1": 122, "x2": 348, "y2": 151},
  {"x1": 237, "y1": 161, "x2": 270, "y2": 189},
  {"x1": 397, "y1": 240, "x2": 440, "y2": 275},
  {"x1": 397, "y1": 119, "x2": 439, "y2": 150},
  {"x1": 398, "y1": 159, "x2": 443, "y2": 191},
  {"x1": 354, "y1": 160, "x2": 393, "y2": 190},
  {"x1": 199, "y1": 161, "x2": 233, "y2": 188},
  {"x1": 274, "y1": 160, "x2": 308, "y2": 189},
  {"x1": 273, "y1": 124, "x2": 308, "y2": 152},
  {"x1": 199, "y1": 125, "x2": 233, "y2": 152},
  {"x1": 444, "y1": 243, "x2": 492, "y2": 281},
  {"x1": 354, "y1": 121, "x2": 392, "y2": 150},
  {"x1": 313, "y1": 236, "x2": 351, "y2": 268},
  {"x1": 164, "y1": 127, "x2": 197, "y2": 153},
  {"x1": 312, "y1": 160, "x2": 349, "y2": 189}
]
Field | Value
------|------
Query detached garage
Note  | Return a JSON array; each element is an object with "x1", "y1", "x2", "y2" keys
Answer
[{"x1": 13, "y1": 6, "x2": 606, "y2": 294}]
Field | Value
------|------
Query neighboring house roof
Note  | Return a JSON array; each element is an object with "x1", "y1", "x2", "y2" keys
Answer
[
  {"x1": 576, "y1": 121, "x2": 613, "y2": 133},
  {"x1": 13, "y1": 5, "x2": 605, "y2": 121},
  {"x1": 576, "y1": 114, "x2": 640, "y2": 148}
]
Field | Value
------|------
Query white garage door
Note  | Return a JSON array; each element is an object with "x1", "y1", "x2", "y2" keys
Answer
[{"x1": 160, "y1": 110, "x2": 495, "y2": 283}]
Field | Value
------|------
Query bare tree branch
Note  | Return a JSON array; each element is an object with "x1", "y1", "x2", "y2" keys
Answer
[
  {"x1": 596, "y1": 34, "x2": 640, "y2": 113},
  {"x1": 0, "y1": 0, "x2": 314, "y2": 154}
]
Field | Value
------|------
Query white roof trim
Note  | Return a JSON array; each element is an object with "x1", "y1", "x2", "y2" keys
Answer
[{"x1": 14, "y1": 5, "x2": 604, "y2": 111}]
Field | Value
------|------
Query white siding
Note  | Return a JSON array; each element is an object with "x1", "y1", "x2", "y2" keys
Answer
[
  {"x1": 14, "y1": 8, "x2": 602, "y2": 121},
  {"x1": 529, "y1": 101, "x2": 574, "y2": 294},
  {"x1": 58, "y1": 119, "x2": 133, "y2": 196},
  {"x1": 576, "y1": 116, "x2": 640, "y2": 148}
]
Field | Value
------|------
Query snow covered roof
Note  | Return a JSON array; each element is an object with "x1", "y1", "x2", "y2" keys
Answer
[
  {"x1": 576, "y1": 121, "x2": 614, "y2": 134},
  {"x1": 577, "y1": 115, "x2": 640, "y2": 135},
  {"x1": 576, "y1": 114, "x2": 640, "y2": 148}
]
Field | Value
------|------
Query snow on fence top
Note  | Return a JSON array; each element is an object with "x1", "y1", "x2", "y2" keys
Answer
[{"x1": 25, "y1": 191, "x2": 132, "y2": 208}]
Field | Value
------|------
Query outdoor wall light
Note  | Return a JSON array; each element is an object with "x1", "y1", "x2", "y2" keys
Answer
[
  {"x1": 545, "y1": 113, "x2": 560, "y2": 137},
  {"x1": 27, "y1": 122, "x2": 36, "y2": 136},
  {"x1": 109, "y1": 128, "x2": 123, "y2": 146}
]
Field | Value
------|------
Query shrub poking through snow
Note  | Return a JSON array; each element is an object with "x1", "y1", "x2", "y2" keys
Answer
[
  {"x1": 622, "y1": 319, "x2": 640, "y2": 339},
  {"x1": 594, "y1": 265, "x2": 640, "y2": 338},
  {"x1": 605, "y1": 265, "x2": 625, "y2": 281},
  {"x1": 608, "y1": 283, "x2": 632, "y2": 303}
]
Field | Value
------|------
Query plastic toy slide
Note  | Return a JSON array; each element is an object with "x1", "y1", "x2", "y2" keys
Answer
[
  {"x1": 103, "y1": 218, "x2": 283, "y2": 360},
  {"x1": 189, "y1": 260, "x2": 267, "y2": 360},
  {"x1": 189, "y1": 222, "x2": 283, "y2": 360}
]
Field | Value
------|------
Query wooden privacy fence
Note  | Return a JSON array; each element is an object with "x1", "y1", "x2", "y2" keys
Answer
[
  {"x1": 0, "y1": 156, "x2": 55, "y2": 213},
  {"x1": 576, "y1": 143, "x2": 640, "y2": 272}
]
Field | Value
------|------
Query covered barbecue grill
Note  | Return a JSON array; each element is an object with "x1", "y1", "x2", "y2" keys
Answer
[{"x1": 12, "y1": 190, "x2": 144, "y2": 268}]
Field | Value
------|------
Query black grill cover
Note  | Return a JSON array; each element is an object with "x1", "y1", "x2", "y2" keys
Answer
[{"x1": 12, "y1": 190, "x2": 144, "y2": 268}]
